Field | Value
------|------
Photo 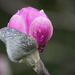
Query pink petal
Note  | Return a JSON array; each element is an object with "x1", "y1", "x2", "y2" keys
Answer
[
  {"x1": 8, "y1": 15, "x2": 26, "y2": 33},
  {"x1": 16, "y1": 6, "x2": 48, "y2": 34},
  {"x1": 29, "y1": 17, "x2": 53, "y2": 52}
]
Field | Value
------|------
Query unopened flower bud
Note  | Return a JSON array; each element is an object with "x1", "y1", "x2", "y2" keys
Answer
[{"x1": 8, "y1": 6, "x2": 53, "y2": 52}]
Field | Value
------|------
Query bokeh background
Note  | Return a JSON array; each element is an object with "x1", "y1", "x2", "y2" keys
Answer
[{"x1": 0, "y1": 0, "x2": 75, "y2": 75}]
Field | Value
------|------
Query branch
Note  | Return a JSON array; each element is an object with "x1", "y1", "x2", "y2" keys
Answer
[{"x1": 33, "y1": 59, "x2": 50, "y2": 75}]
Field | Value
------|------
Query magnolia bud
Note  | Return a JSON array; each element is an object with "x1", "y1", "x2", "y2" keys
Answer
[
  {"x1": 0, "y1": 27, "x2": 50, "y2": 75},
  {"x1": 0, "y1": 27, "x2": 38, "y2": 63}
]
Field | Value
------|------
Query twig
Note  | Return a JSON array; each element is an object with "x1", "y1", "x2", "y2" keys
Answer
[{"x1": 33, "y1": 59, "x2": 50, "y2": 75}]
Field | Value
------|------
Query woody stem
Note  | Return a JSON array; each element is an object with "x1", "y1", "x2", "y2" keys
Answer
[{"x1": 33, "y1": 59, "x2": 50, "y2": 75}]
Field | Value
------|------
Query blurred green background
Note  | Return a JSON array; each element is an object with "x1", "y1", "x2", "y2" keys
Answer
[{"x1": 0, "y1": 0, "x2": 75, "y2": 75}]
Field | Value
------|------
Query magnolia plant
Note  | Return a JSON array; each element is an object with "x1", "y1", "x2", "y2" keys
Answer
[{"x1": 0, "y1": 6, "x2": 53, "y2": 75}]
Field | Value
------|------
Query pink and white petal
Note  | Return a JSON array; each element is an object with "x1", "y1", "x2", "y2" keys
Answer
[
  {"x1": 39, "y1": 10, "x2": 48, "y2": 18},
  {"x1": 15, "y1": 6, "x2": 48, "y2": 34},
  {"x1": 29, "y1": 17, "x2": 53, "y2": 52},
  {"x1": 16, "y1": 7, "x2": 29, "y2": 34},
  {"x1": 8, "y1": 15, "x2": 26, "y2": 33},
  {"x1": 28, "y1": 8, "x2": 48, "y2": 30}
]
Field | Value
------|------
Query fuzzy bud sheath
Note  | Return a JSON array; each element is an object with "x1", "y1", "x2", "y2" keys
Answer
[{"x1": 0, "y1": 6, "x2": 53, "y2": 75}]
